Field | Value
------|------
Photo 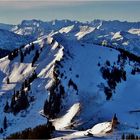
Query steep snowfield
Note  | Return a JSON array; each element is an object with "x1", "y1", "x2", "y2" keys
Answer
[
  {"x1": 0, "y1": 36, "x2": 64, "y2": 138},
  {"x1": 75, "y1": 26, "x2": 95, "y2": 40},
  {"x1": 112, "y1": 32, "x2": 123, "y2": 40},
  {"x1": 59, "y1": 25, "x2": 74, "y2": 34},
  {"x1": 89, "y1": 122, "x2": 112, "y2": 136},
  {"x1": 53, "y1": 103, "x2": 80, "y2": 130}
]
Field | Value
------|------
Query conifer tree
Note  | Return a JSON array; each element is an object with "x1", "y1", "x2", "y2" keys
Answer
[
  {"x1": 31, "y1": 43, "x2": 35, "y2": 50},
  {"x1": 4, "y1": 101, "x2": 9, "y2": 113},
  {"x1": 20, "y1": 50, "x2": 24, "y2": 63},
  {"x1": 44, "y1": 99, "x2": 50, "y2": 116},
  {"x1": 3, "y1": 116, "x2": 7, "y2": 129},
  {"x1": 6, "y1": 77, "x2": 10, "y2": 84},
  {"x1": 11, "y1": 93, "x2": 16, "y2": 110},
  {"x1": 32, "y1": 50, "x2": 39, "y2": 67},
  {"x1": 0, "y1": 128, "x2": 3, "y2": 133}
]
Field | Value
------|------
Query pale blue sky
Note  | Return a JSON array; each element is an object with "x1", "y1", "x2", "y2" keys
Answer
[{"x1": 0, "y1": 1, "x2": 140, "y2": 24}]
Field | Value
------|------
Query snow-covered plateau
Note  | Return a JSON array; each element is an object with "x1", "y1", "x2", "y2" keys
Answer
[{"x1": 0, "y1": 19, "x2": 140, "y2": 139}]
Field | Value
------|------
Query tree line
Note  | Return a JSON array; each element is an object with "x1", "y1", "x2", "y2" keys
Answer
[
  {"x1": 6, "y1": 122, "x2": 55, "y2": 139},
  {"x1": 100, "y1": 60, "x2": 126, "y2": 100},
  {"x1": 4, "y1": 70, "x2": 37, "y2": 115}
]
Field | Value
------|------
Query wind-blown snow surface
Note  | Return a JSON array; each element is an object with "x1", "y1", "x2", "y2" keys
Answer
[{"x1": 0, "y1": 19, "x2": 140, "y2": 139}]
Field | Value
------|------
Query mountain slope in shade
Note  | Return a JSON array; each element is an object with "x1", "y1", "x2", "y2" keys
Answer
[
  {"x1": 0, "y1": 23, "x2": 15, "y2": 31},
  {"x1": 0, "y1": 29, "x2": 33, "y2": 50}
]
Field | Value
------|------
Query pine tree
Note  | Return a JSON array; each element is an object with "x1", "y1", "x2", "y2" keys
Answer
[
  {"x1": 31, "y1": 43, "x2": 35, "y2": 50},
  {"x1": 3, "y1": 116, "x2": 7, "y2": 129},
  {"x1": 0, "y1": 128, "x2": 3, "y2": 133},
  {"x1": 24, "y1": 79, "x2": 28, "y2": 88},
  {"x1": 18, "y1": 90, "x2": 29, "y2": 110},
  {"x1": 27, "y1": 83, "x2": 31, "y2": 91},
  {"x1": 121, "y1": 133, "x2": 125, "y2": 140},
  {"x1": 44, "y1": 99, "x2": 50, "y2": 116},
  {"x1": 11, "y1": 93, "x2": 16, "y2": 110},
  {"x1": 20, "y1": 50, "x2": 24, "y2": 63},
  {"x1": 6, "y1": 77, "x2": 10, "y2": 84},
  {"x1": 33, "y1": 70, "x2": 37, "y2": 79},
  {"x1": 4, "y1": 101, "x2": 9, "y2": 113},
  {"x1": 59, "y1": 85, "x2": 65, "y2": 97},
  {"x1": 31, "y1": 50, "x2": 39, "y2": 67}
]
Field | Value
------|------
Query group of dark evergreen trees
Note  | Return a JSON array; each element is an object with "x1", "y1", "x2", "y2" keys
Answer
[
  {"x1": 118, "y1": 48, "x2": 140, "y2": 76},
  {"x1": 131, "y1": 67, "x2": 140, "y2": 75},
  {"x1": 0, "y1": 48, "x2": 10, "y2": 59},
  {"x1": 68, "y1": 79, "x2": 78, "y2": 94},
  {"x1": 7, "y1": 121, "x2": 55, "y2": 139},
  {"x1": 99, "y1": 46, "x2": 140, "y2": 100},
  {"x1": 118, "y1": 48, "x2": 140, "y2": 63},
  {"x1": 44, "y1": 60, "x2": 65, "y2": 118},
  {"x1": 98, "y1": 41, "x2": 140, "y2": 64},
  {"x1": 2, "y1": 70, "x2": 38, "y2": 133},
  {"x1": 122, "y1": 133, "x2": 140, "y2": 140},
  {"x1": 0, "y1": 116, "x2": 7, "y2": 134},
  {"x1": 100, "y1": 60, "x2": 126, "y2": 100},
  {"x1": 8, "y1": 48, "x2": 19, "y2": 61},
  {"x1": 43, "y1": 47, "x2": 78, "y2": 118},
  {"x1": 4, "y1": 89, "x2": 29, "y2": 115},
  {"x1": 4, "y1": 70, "x2": 37, "y2": 115},
  {"x1": 50, "y1": 39, "x2": 55, "y2": 46},
  {"x1": 8, "y1": 43, "x2": 35, "y2": 63},
  {"x1": 24, "y1": 43, "x2": 34, "y2": 56},
  {"x1": 3, "y1": 39, "x2": 59, "y2": 137},
  {"x1": 31, "y1": 50, "x2": 40, "y2": 67},
  {"x1": 93, "y1": 40, "x2": 140, "y2": 101}
]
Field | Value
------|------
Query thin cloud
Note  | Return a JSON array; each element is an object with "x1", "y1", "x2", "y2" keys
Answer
[{"x1": 0, "y1": 1, "x2": 89, "y2": 9}]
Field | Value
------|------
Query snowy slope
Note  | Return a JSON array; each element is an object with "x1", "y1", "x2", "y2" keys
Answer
[
  {"x1": 12, "y1": 19, "x2": 83, "y2": 39},
  {"x1": 0, "y1": 35, "x2": 64, "y2": 138},
  {"x1": 0, "y1": 19, "x2": 140, "y2": 139},
  {"x1": 0, "y1": 29, "x2": 32, "y2": 50},
  {"x1": 50, "y1": 32, "x2": 140, "y2": 139},
  {"x1": 52, "y1": 41, "x2": 119, "y2": 128},
  {"x1": 2, "y1": 19, "x2": 140, "y2": 52}
]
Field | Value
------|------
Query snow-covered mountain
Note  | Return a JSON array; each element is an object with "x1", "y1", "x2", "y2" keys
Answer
[
  {"x1": 12, "y1": 19, "x2": 83, "y2": 39},
  {"x1": 1, "y1": 19, "x2": 140, "y2": 52},
  {"x1": 0, "y1": 19, "x2": 140, "y2": 139}
]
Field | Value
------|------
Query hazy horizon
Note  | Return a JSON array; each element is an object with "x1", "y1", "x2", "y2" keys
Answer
[{"x1": 0, "y1": 1, "x2": 140, "y2": 24}]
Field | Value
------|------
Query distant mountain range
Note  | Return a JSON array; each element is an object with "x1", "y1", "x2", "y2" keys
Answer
[{"x1": 0, "y1": 19, "x2": 140, "y2": 52}]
